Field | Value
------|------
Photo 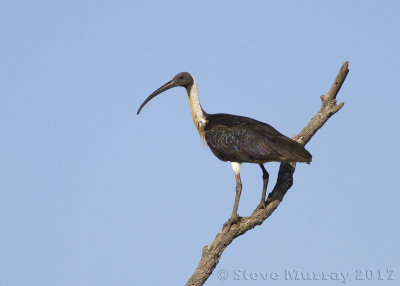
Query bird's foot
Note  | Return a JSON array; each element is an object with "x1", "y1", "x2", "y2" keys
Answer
[
  {"x1": 223, "y1": 214, "x2": 240, "y2": 230},
  {"x1": 253, "y1": 201, "x2": 267, "y2": 213}
]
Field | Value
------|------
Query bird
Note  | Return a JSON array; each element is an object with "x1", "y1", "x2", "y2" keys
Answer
[{"x1": 137, "y1": 72, "x2": 311, "y2": 226}]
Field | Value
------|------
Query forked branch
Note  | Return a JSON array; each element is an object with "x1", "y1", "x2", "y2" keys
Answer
[{"x1": 186, "y1": 62, "x2": 349, "y2": 286}]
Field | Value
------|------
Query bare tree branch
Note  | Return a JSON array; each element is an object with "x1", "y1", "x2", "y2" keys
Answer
[{"x1": 186, "y1": 62, "x2": 349, "y2": 286}]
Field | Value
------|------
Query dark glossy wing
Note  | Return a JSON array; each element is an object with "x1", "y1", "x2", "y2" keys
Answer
[{"x1": 204, "y1": 114, "x2": 312, "y2": 164}]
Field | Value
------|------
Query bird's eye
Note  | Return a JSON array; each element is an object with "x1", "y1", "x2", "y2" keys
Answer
[{"x1": 179, "y1": 76, "x2": 184, "y2": 80}]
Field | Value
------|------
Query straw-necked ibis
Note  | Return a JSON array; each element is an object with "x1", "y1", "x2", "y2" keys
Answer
[{"x1": 137, "y1": 72, "x2": 311, "y2": 226}]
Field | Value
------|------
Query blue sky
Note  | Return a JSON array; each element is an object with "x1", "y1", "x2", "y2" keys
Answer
[{"x1": 1, "y1": 1, "x2": 399, "y2": 285}]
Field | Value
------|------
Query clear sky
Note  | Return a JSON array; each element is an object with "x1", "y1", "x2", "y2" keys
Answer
[{"x1": 1, "y1": 1, "x2": 399, "y2": 285}]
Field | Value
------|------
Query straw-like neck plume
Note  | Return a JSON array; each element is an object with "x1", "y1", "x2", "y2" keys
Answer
[{"x1": 187, "y1": 78, "x2": 207, "y2": 142}]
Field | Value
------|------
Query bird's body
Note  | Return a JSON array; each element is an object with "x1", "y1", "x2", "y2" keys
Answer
[
  {"x1": 204, "y1": 113, "x2": 311, "y2": 164},
  {"x1": 137, "y1": 72, "x2": 311, "y2": 226}
]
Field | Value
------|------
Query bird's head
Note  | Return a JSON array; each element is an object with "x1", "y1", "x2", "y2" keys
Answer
[{"x1": 137, "y1": 72, "x2": 194, "y2": 115}]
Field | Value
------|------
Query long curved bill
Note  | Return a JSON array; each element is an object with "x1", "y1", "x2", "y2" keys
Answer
[{"x1": 137, "y1": 80, "x2": 177, "y2": 115}]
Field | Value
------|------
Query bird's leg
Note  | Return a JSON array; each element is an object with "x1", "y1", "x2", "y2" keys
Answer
[
  {"x1": 224, "y1": 162, "x2": 242, "y2": 228},
  {"x1": 255, "y1": 164, "x2": 269, "y2": 211},
  {"x1": 230, "y1": 173, "x2": 242, "y2": 224}
]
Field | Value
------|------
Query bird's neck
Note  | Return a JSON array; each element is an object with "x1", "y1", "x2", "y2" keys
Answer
[{"x1": 187, "y1": 79, "x2": 207, "y2": 142}]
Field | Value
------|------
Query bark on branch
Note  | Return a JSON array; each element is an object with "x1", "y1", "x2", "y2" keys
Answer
[{"x1": 186, "y1": 62, "x2": 349, "y2": 286}]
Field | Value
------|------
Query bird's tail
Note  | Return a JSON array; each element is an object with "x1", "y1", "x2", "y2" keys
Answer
[
  {"x1": 293, "y1": 143, "x2": 312, "y2": 164},
  {"x1": 278, "y1": 136, "x2": 312, "y2": 164}
]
